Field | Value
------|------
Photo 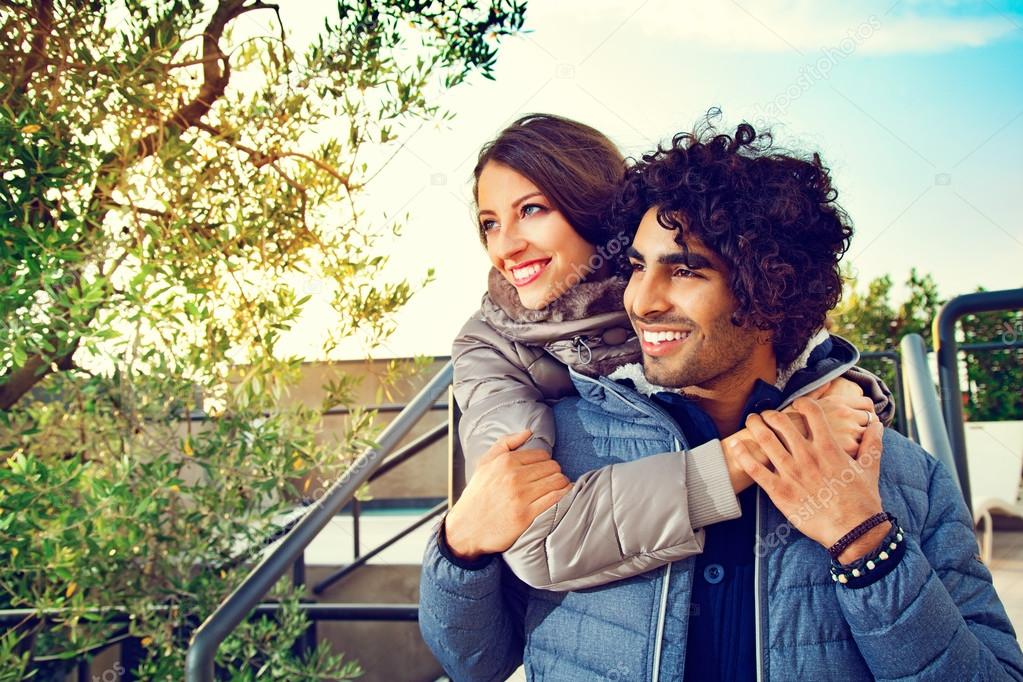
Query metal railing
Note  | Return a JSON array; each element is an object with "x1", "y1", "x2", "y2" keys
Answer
[
  {"x1": 933, "y1": 288, "x2": 1023, "y2": 512},
  {"x1": 184, "y1": 361, "x2": 454, "y2": 681},
  {"x1": 899, "y1": 334, "x2": 961, "y2": 494}
]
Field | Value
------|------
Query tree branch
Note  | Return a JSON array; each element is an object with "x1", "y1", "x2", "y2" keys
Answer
[
  {"x1": 4, "y1": 0, "x2": 53, "y2": 110},
  {"x1": 193, "y1": 121, "x2": 351, "y2": 187},
  {"x1": 0, "y1": 0, "x2": 280, "y2": 411}
]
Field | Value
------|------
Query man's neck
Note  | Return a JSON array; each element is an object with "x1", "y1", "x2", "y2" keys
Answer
[{"x1": 686, "y1": 348, "x2": 777, "y2": 437}]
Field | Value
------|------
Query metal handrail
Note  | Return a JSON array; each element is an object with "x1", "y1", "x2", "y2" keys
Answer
[
  {"x1": 0, "y1": 603, "x2": 419, "y2": 626},
  {"x1": 369, "y1": 422, "x2": 448, "y2": 482},
  {"x1": 899, "y1": 334, "x2": 961, "y2": 497},
  {"x1": 184, "y1": 401, "x2": 448, "y2": 422},
  {"x1": 313, "y1": 501, "x2": 447, "y2": 594},
  {"x1": 933, "y1": 288, "x2": 1023, "y2": 512},
  {"x1": 185, "y1": 361, "x2": 454, "y2": 681}
]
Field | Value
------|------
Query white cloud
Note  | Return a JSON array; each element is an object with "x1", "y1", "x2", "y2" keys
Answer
[{"x1": 531, "y1": 0, "x2": 1022, "y2": 56}]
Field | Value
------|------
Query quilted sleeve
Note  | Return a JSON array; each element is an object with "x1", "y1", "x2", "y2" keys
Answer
[{"x1": 837, "y1": 433, "x2": 1023, "y2": 680}]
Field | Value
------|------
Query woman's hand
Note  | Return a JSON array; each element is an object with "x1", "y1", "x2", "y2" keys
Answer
[
  {"x1": 444, "y1": 430, "x2": 571, "y2": 561},
  {"x1": 799, "y1": 377, "x2": 876, "y2": 457}
]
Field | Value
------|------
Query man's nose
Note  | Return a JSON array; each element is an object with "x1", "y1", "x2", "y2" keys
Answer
[{"x1": 629, "y1": 272, "x2": 671, "y2": 319}]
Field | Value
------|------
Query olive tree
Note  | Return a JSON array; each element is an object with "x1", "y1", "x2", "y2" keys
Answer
[{"x1": 0, "y1": 0, "x2": 525, "y2": 677}]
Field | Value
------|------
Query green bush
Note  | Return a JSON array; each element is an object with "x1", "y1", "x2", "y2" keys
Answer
[{"x1": 832, "y1": 268, "x2": 1022, "y2": 422}]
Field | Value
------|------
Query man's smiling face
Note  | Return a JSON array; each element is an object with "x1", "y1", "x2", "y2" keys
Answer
[{"x1": 623, "y1": 207, "x2": 768, "y2": 389}]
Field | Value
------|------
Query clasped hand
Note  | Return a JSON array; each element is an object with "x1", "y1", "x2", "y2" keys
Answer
[
  {"x1": 735, "y1": 397, "x2": 889, "y2": 563},
  {"x1": 444, "y1": 430, "x2": 570, "y2": 561}
]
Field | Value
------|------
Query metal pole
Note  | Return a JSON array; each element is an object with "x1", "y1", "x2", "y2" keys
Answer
[
  {"x1": 352, "y1": 498, "x2": 361, "y2": 560},
  {"x1": 900, "y1": 334, "x2": 961, "y2": 495},
  {"x1": 369, "y1": 422, "x2": 448, "y2": 482},
  {"x1": 185, "y1": 362, "x2": 453, "y2": 682},
  {"x1": 933, "y1": 288, "x2": 1023, "y2": 513}
]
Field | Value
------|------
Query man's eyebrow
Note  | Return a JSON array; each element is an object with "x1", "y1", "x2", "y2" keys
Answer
[
  {"x1": 659, "y1": 250, "x2": 715, "y2": 270},
  {"x1": 628, "y1": 246, "x2": 716, "y2": 270}
]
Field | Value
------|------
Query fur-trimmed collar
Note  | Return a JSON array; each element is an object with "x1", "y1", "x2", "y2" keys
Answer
[
  {"x1": 485, "y1": 267, "x2": 628, "y2": 327},
  {"x1": 775, "y1": 329, "x2": 830, "y2": 389},
  {"x1": 479, "y1": 267, "x2": 640, "y2": 376}
]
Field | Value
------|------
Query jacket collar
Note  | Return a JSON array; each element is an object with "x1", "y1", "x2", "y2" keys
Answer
[
  {"x1": 586, "y1": 331, "x2": 860, "y2": 411},
  {"x1": 480, "y1": 268, "x2": 641, "y2": 377}
]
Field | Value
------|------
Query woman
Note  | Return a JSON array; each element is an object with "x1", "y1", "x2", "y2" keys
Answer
[{"x1": 440, "y1": 113, "x2": 892, "y2": 590}]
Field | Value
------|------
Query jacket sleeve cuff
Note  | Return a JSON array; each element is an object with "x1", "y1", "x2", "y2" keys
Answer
[
  {"x1": 436, "y1": 515, "x2": 496, "y2": 571},
  {"x1": 685, "y1": 440, "x2": 742, "y2": 529}
]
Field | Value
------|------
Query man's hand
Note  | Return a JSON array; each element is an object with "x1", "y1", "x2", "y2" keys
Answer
[
  {"x1": 444, "y1": 430, "x2": 571, "y2": 562},
  {"x1": 733, "y1": 398, "x2": 889, "y2": 563},
  {"x1": 721, "y1": 379, "x2": 875, "y2": 493}
]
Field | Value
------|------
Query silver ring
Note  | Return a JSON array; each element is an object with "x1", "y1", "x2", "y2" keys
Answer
[{"x1": 864, "y1": 410, "x2": 873, "y2": 425}]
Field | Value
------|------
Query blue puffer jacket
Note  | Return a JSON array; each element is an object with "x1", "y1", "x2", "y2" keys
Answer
[{"x1": 420, "y1": 366, "x2": 1023, "y2": 681}]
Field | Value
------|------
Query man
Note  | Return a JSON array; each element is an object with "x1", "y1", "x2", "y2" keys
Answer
[{"x1": 419, "y1": 121, "x2": 1023, "y2": 680}]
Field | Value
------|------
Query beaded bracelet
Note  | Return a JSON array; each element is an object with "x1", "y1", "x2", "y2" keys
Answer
[
  {"x1": 830, "y1": 520, "x2": 906, "y2": 589},
  {"x1": 827, "y1": 511, "x2": 894, "y2": 560}
]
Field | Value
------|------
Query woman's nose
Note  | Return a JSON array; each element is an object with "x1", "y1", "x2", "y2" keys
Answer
[{"x1": 489, "y1": 222, "x2": 528, "y2": 262}]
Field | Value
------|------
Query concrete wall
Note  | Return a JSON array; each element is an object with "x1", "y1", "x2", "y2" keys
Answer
[{"x1": 290, "y1": 357, "x2": 452, "y2": 502}]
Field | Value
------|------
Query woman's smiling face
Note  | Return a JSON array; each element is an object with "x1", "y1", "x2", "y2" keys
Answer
[{"x1": 477, "y1": 161, "x2": 598, "y2": 310}]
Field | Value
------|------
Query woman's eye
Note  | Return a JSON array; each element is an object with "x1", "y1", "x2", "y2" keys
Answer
[
  {"x1": 521, "y1": 204, "x2": 545, "y2": 218},
  {"x1": 480, "y1": 219, "x2": 498, "y2": 232}
]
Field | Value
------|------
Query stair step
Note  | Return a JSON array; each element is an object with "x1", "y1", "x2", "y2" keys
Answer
[{"x1": 259, "y1": 510, "x2": 436, "y2": 566}]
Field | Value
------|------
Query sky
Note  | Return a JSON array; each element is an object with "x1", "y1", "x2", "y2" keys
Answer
[{"x1": 262, "y1": 0, "x2": 1023, "y2": 361}]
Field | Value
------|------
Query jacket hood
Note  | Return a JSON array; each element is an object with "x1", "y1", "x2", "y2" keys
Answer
[{"x1": 480, "y1": 267, "x2": 641, "y2": 376}]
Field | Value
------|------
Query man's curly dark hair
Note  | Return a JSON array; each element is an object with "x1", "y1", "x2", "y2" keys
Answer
[{"x1": 612, "y1": 113, "x2": 853, "y2": 367}]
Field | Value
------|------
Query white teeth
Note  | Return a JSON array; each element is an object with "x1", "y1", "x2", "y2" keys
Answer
[
  {"x1": 642, "y1": 330, "x2": 688, "y2": 344},
  {"x1": 511, "y1": 263, "x2": 544, "y2": 282}
]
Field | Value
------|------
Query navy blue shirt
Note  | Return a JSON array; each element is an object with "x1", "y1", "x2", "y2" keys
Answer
[{"x1": 655, "y1": 383, "x2": 781, "y2": 682}]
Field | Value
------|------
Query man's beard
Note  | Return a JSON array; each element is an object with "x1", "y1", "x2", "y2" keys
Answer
[{"x1": 642, "y1": 316, "x2": 761, "y2": 390}]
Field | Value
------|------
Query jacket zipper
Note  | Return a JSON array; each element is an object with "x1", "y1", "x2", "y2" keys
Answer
[
  {"x1": 650, "y1": 436, "x2": 682, "y2": 681},
  {"x1": 752, "y1": 347, "x2": 852, "y2": 681},
  {"x1": 754, "y1": 488, "x2": 765, "y2": 682},
  {"x1": 651, "y1": 563, "x2": 672, "y2": 681},
  {"x1": 570, "y1": 372, "x2": 695, "y2": 681}
]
